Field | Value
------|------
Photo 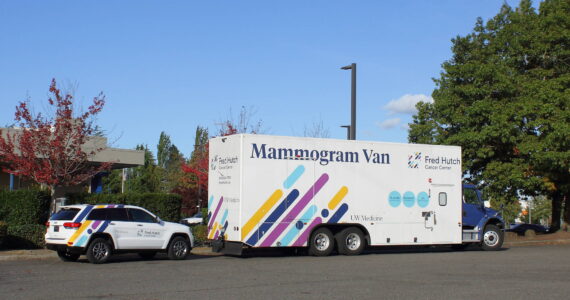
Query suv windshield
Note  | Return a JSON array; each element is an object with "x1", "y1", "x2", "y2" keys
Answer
[{"x1": 50, "y1": 208, "x2": 80, "y2": 220}]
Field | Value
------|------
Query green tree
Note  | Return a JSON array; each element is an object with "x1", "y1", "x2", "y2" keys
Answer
[
  {"x1": 156, "y1": 132, "x2": 185, "y2": 192},
  {"x1": 126, "y1": 145, "x2": 162, "y2": 193},
  {"x1": 529, "y1": 195, "x2": 552, "y2": 225},
  {"x1": 157, "y1": 132, "x2": 172, "y2": 170},
  {"x1": 101, "y1": 169, "x2": 122, "y2": 194},
  {"x1": 409, "y1": 0, "x2": 569, "y2": 230}
]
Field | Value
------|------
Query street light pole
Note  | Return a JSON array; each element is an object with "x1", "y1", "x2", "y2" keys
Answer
[
  {"x1": 340, "y1": 125, "x2": 351, "y2": 140},
  {"x1": 341, "y1": 63, "x2": 356, "y2": 140}
]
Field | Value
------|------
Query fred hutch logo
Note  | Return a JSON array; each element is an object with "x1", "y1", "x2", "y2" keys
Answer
[
  {"x1": 210, "y1": 155, "x2": 219, "y2": 171},
  {"x1": 408, "y1": 152, "x2": 460, "y2": 171},
  {"x1": 211, "y1": 154, "x2": 238, "y2": 171},
  {"x1": 408, "y1": 152, "x2": 422, "y2": 169}
]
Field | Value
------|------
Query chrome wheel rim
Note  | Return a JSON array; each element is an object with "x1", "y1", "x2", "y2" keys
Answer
[
  {"x1": 483, "y1": 230, "x2": 499, "y2": 247},
  {"x1": 314, "y1": 233, "x2": 330, "y2": 251},
  {"x1": 345, "y1": 233, "x2": 361, "y2": 251},
  {"x1": 93, "y1": 242, "x2": 108, "y2": 260},
  {"x1": 173, "y1": 240, "x2": 188, "y2": 257}
]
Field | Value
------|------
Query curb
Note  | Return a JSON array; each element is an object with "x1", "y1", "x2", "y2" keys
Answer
[
  {"x1": 504, "y1": 239, "x2": 570, "y2": 247},
  {"x1": 3, "y1": 240, "x2": 570, "y2": 261},
  {"x1": 0, "y1": 247, "x2": 218, "y2": 261}
]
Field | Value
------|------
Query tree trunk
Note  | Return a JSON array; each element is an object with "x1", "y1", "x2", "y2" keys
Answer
[
  {"x1": 563, "y1": 195, "x2": 570, "y2": 232},
  {"x1": 550, "y1": 191, "x2": 563, "y2": 232},
  {"x1": 50, "y1": 185, "x2": 56, "y2": 214}
]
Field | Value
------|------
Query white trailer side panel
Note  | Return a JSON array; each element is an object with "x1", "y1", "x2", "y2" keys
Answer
[
  {"x1": 208, "y1": 134, "x2": 462, "y2": 247},
  {"x1": 207, "y1": 136, "x2": 242, "y2": 242}
]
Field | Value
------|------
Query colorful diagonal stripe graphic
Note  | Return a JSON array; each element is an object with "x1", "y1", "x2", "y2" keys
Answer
[
  {"x1": 283, "y1": 165, "x2": 305, "y2": 189},
  {"x1": 241, "y1": 189, "x2": 283, "y2": 240},
  {"x1": 280, "y1": 205, "x2": 317, "y2": 246},
  {"x1": 328, "y1": 203, "x2": 349, "y2": 223},
  {"x1": 208, "y1": 197, "x2": 224, "y2": 229},
  {"x1": 246, "y1": 189, "x2": 300, "y2": 245},
  {"x1": 260, "y1": 173, "x2": 329, "y2": 247},
  {"x1": 292, "y1": 217, "x2": 323, "y2": 246},
  {"x1": 328, "y1": 186, "x2": 348, "y2": 210}
]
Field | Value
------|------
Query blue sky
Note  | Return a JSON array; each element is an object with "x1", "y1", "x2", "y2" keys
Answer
[{"x1": 0, "y1": 0, "x2": 529, "y2": 157}]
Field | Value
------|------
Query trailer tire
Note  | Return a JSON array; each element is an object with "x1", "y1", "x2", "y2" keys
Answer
[
  {"x1": 481, "y1": 224, "x2": 503, "y2": 251},
  {"x1": 336, "y1": 227, "x2": 365, "y2": 255},
  {"x1": 308, "y1": 227, "x2": 334, "y2": 256}
]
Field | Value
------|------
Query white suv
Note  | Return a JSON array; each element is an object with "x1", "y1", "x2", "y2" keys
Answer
[{"x1": 45, "y1": 204, "x2": 194, "y2": 264}]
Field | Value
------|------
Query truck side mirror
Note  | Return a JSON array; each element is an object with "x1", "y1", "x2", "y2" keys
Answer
[{"x1": 484, "y1": 200, "x2": 491, "y2": 208}]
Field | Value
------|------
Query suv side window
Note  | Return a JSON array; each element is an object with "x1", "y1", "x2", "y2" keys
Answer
[
  {"x1": 129, "y1": 209, "x2": 156, "y2": 223},
  {"x1": 463, "y1": 188, "x2": 480, "y2": 205},
  {"x1": 107, "y1": 208, "x2": 129, "y2": 221},
  {"x1": 87, "y1": 208, "x2": 107, "y2": 220},
  {"x1": 87, "y1": 208, "x2": 129, "y2": 221}
]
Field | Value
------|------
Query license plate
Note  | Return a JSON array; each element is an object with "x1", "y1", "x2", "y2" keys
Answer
[{"x1": 54, "y1": 226, "x2": 59, "y2": 232}]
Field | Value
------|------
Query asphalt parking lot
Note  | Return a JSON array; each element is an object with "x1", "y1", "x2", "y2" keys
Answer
[{"x1": 1, "y1": 245, "x2": 569, "y2": 300}]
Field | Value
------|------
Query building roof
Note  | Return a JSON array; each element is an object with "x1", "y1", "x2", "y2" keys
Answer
[{"x1": 0, "y1": 127, "x2": 144, "y2": 169}]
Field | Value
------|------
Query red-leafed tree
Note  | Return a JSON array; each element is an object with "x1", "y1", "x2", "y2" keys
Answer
[{"x1": 0, "y1": 79, "x2": 111, "y2": 208}]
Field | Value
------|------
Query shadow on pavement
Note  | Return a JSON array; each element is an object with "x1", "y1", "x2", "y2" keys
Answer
[
  {"x1": 73, "y1": 252, "x2": 221, "y2": 264},
  {"x1": 233, "y1": 244, "x2": 510, "y2": 258}
]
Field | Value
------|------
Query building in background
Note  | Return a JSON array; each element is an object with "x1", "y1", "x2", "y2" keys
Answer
[{"x1": 0, "y1": 128, "x2": 144, "y2": 196}]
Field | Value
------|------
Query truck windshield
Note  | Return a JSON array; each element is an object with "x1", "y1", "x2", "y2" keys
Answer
[{"x1": 463, "y1": 188, "x2": 480, "y2": 205}]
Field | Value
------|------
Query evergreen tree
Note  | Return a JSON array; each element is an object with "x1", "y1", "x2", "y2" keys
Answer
[
  {"x1": 408, "y1": 0, "x2": 569, "y2": 230},
  {"x1": 126, "y1": 145, "x2": 162, "y2": 193}
]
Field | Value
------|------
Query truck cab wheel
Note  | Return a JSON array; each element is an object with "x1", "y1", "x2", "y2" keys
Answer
[
  {"x1": 481, "y1": 224, "x2": 503, "y2": 251},
  {"x1": 308, "y1": 227, "x2": 334, "y2": 256},
  {"x1": 336, "y1": 227, "x2": 365, "y2": 255}
]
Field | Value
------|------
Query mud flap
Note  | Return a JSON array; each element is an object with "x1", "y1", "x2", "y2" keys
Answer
[{"x1": 211, "y1": 239, "x2": 243, "y2": 256}]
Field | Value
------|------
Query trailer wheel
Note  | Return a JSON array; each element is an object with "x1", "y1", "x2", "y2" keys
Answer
[
  {"x1": 336, "y1": 227, "x2": 365, "y2": 255},
  {"x1": 308, "y1": 227, "x2": 334, "y2": 256},
  {"x1": 481, "y1": 224, "x2": 503, "y2": 251}
]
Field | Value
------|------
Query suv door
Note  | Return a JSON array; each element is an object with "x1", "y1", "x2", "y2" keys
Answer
[
  {"x1": 127, "y1": 208, "x2": 167, "y2": 249},
  {"x1": 87, "y1": 207, "x2": 132, "y2": 249}
]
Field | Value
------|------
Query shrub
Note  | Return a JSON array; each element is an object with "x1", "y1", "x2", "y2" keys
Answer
[
  {"x1": 0, "y1": 221, "x2": 7, "y2": 247},
  {"x1": 5, "y1": 224, "x2": 46, "y2": 249},
  {"x1": 67, "y1": 192, "x2": 182, "y2": 222},
  {"x1": 0, "y1": 190, "x2": 51, "y2": 225},
  {"x1": 192, "y1": 224, "x2": 208, "y2": 246}
]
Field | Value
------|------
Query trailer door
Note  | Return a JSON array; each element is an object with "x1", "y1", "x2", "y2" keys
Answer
[{"x1": 428, "y1": 183, "x2": 462, "y2": 244}]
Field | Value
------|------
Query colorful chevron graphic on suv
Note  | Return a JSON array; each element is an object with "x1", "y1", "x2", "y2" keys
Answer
[{"x1": 67, "y1": 204, "x2": 124, "y2": 247}]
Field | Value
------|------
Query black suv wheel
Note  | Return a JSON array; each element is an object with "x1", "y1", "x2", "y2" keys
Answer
[
  {"x1": 168, "y1": 236, "x2": 190, "y2": 260},
  {"x1": 86, "y1": 238, "x2": 112, "y2": 264}
]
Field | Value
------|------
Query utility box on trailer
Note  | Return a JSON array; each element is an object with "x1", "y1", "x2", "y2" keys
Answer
[{"x1": 208, "y1": 134, "x2": 501, "y2": 256}]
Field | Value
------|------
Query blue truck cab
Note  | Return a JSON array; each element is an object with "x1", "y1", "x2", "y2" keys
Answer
[{"x1": 460, "y1": 184, "x2": 505, "y2": 250}]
